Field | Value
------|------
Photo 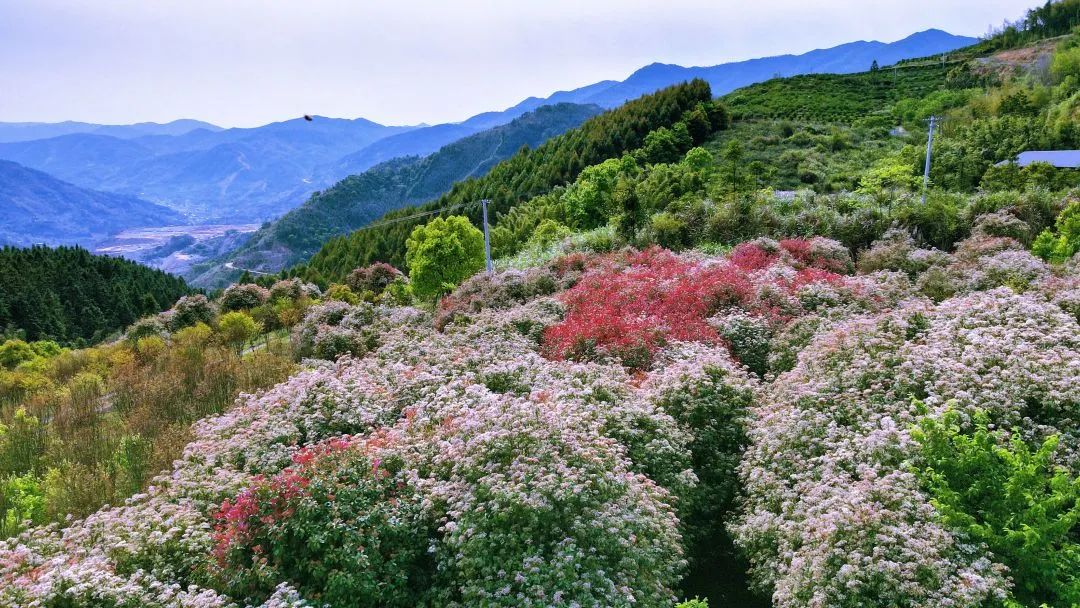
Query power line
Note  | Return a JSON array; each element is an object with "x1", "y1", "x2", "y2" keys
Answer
[{"x1": 346, "y1": 200, "x2": 482, "y2": 234}]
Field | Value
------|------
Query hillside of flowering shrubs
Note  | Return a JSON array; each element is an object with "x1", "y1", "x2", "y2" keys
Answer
[{"x1": 2, "y1": 220, "x2": 1080, "y2": 606}]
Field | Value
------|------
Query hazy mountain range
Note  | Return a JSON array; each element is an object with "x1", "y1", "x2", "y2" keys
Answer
[
  {"x1": 190, "y1": 102, "x2": 604, "y2": 287},
  {"x1": 0, "y1": 28, "x2": 978, "y2": 267},
  {"x1": 0, "y1": 119, "x2": 223, "y2": 144},
  {"x1": 0, "y1": 160, "x2": 185, "y2": 246}
]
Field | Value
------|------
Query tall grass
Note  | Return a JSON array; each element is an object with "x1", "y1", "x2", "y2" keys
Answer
[{"x1": 0, "y1": 332, "x2": 295, "y2": 536}]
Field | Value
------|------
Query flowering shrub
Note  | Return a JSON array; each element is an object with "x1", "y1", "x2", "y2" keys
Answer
[
  {"x1": 710, "y1": 311, "x2": 772, "y2": 376},
  {"x1": 857, "y1": 227, "x2": 918, "y2": 274},
  {"x1": 643, "y1": 345, "x2": 756, "y2": 568},
  {"x1": 967, "y1": 249, "x2": 1050, "y2": 292},
  {"x1": 125, "y1": 315, "x2": 168, "y2": 341},
  {"x1": 167, "y1": 294, "x2": 215, "y2": 331},
  {"x1": 972, "y1": 210, "x2": 1031, "y2": 242},
  {"x1": 543, "y1": 245, "x2": 858, "y2": 370},
  {"x1": 543, "y1": 248, "x2": 727, "y2": 368},
  {"x1": 268, "y1": 278, "x2": 321, "y2": 302},
  {"x1": 436, "y1": 266, "x2": 563, "y2": 330},
  {"x1": 346, "y1": 262, "x2": 404, "y2": 299},
  {"x1": 734, "y1": 287, "x2": 1080, "y2": 607},
  {"x1": 291, "y1": 301, "x2": 421, "y2": 361},
  {"x1": 2, "y1": 237, "x2": 1078, "y2": 608},
  {"x1": 213, "y1": 435, "x2": 435, "y2": 607},
  {"x1": 218, "y1": 283, "x2": 271, "y2": 312}
]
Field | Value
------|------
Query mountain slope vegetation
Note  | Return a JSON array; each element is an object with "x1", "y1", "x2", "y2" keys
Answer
[
  {"x1": 297, "y1": 80, "x2": 720, "y2": 282},
  {"x1": 581, "y1": 29, "x2": 976, "y2": 108},
  {"x1": 5, "y1": 3, "x2": 1080, "y2": 607},
  {"x1": 191, "y1": 103, "x2": 603, "y2": 286},
  {"x1": 0, "y1": 160, "x2": 186, "y2": 247},
  {"x1": 0, "y1": 245, "x2": 191, "y2": 345}
]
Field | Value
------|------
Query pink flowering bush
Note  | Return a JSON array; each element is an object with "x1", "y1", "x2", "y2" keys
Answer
[
  {"x1": 346, "y1": 262, "x2": 404, "y2": 298},
  {"x1": 269, "y1": 278, "x2": 321, "y2": 302},
  {"x1": 291, "y1": 301, "x2": 425, "y2": 361},
  {"x1": 643, "y1": 345, "x2": 757, "y2": 576},
  {"x1": 734, "y1": 286, "x2": 1080, "y2": 607},
  {"x1": 219, "y1": 283, "x2": 271, "y2": 313},
  {"x1": 212, "y1": 435, "x2": 435, "y2": 607},
  {"x1": 435, "y1": 265, "x2": 564, "y2": 330},
  {"x1": 2, "y1": 235, "x2": 1078, "y2": 608}
]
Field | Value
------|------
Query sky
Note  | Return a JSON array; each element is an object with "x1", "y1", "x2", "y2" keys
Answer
[{"x1": 0, "y1": 0, "x2": 1040, "y2": 128}]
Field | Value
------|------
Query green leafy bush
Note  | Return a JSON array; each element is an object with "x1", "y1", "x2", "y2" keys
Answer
[
  {"x1": 913, "y1": 405, "x2": 1080, "y2": 607},
  {"x1": 405, "y1": 215, "x2": 486, "y2": 301},
  {"x1": 1032, "y1": 200, "x2": 1080, "y2": 263}
]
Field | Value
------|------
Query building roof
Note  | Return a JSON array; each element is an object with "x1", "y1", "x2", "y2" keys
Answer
[{"x1": 1013, "y1": 150, "x2": 1080, "y2": 168}]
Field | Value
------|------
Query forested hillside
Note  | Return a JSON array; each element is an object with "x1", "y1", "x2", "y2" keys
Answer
[
  {"x1": 192, "y1": 103, "x2": 603, "y2": 287},
  {"x1": 297, "y1": 80, "x2": 721, "y2": 282},
  {"x1": 0, "y1": 246, "x2": 191, "y2": 345}
]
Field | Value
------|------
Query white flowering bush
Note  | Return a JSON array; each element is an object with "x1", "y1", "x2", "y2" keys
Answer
[
  {"x1": 733, "y1": 286, "x2": 1080, "y2": 607},
  {"x1": 291, "y1": 301, "x2": 426, "y2": 361}
]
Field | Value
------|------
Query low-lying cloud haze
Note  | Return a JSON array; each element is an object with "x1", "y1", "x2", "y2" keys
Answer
[{"x1": 0, "y1": 0, "x2": 1038, "y2": 127}]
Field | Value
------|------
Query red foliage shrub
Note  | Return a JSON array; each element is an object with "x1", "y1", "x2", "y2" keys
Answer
[
  {"x1": 542, "y1": 245, "x2": 854, "y2": 369},
  {"x1": 543, "y1": 248, "x2": 749, "y2": 369},
  {"x1": 779, "y1": 239, "x2": 812, "y2": 263},
  {"x1": 211, "y1": 435, "x2": 359, "y2": 564},
  {"x1": 789, "y1": 268, "x2": 846, "y2": 292},
  {"x1": 780, "y1": 238, "x2": 853, "y2": 273},
  {"x1": 730, "y1": 242, "x2": 778, "y2": 271}
]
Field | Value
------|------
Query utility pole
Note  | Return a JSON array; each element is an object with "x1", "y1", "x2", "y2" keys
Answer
[
  {"x1": 481, "y1": 199, "x2": 493, "y2": 274},
  {"x1": 922, "y1": 115, "x2": 937, "y2": 204}
]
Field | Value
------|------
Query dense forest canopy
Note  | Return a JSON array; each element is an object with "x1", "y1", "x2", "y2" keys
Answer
[{"x1": 0, "y1": 246, "x2": 191, "y2": 345}]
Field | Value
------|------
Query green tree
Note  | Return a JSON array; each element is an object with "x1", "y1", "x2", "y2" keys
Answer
[
  {"x1": 722, "y1": 140, "x2": 746, "y2": 196},
  {"x1": 217, "y1": 311, "x2": 261, "y2": 355},
  {"x1": 913, "y1": 404, "x2": 1080, "y2": 607},
  {"x1": 405, "y1": 216, "x2": 485, "y2": 301},
  {"x1": 613, "y1": 176, "x2": 643, "y2": 242},
  {"x1": 981, "y1": 162, "x2": 1026, "y2": 192},
  {"x1": 563, "y1": 156, "x2": 637, "y2": 229},
  {"x1": 527, "y1": 219, "x2": 572, "y2": 250}
]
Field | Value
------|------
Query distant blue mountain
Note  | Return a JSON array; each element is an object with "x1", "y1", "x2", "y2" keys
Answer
[
  {"x1": 0, "y1": 160, "x2": 185, "y2": 247},
  {"x1": 0, "y1": 119, "x2": 223, "y2": 143},
  {"x1": 0, "y1": 28, "x2": 978, "y2": 237},
  {"x1": 0, "y1": 118, "x2": 417, "y2": 221},
  {"x1": 520, "y1": 29, "x2": 978, "y2": 109},
  {"x1": 329, "y1": 29, "x2": 976, "y2": 176}
]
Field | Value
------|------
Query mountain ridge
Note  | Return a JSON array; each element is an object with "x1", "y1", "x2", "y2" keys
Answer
[{"x1": 0, "y1": 159, "x2": 186, "y2": 247}]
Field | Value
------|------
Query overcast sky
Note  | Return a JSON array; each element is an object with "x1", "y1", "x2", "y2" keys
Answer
[{"x1": 0, "y1": 0, "x2": 1039, "y2": 128}]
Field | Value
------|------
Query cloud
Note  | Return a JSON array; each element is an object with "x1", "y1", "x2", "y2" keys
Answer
[{"x1": 0, "y1": 0, "x2": 1038, "y2": 127}]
